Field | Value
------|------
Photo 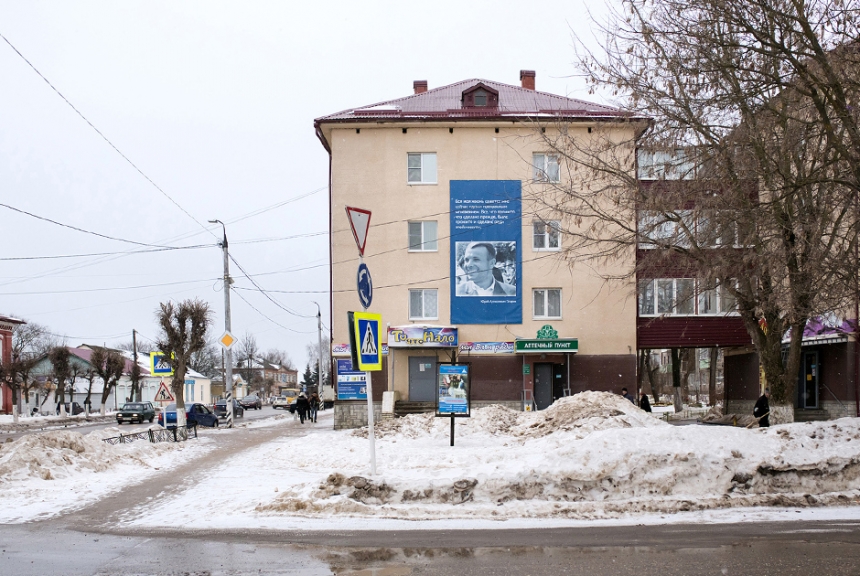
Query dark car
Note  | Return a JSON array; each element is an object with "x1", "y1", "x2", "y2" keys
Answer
[
  {"x1": 56, "y1": 402, "x2": 85, "y2": 416},
  {"x1": 116, "y1": 402, "x2": 155, "y2": 424},
  {"x1": 213, "y1": 399, "x2": 244, "y2": 419},
  {"x1": 239, "y1": 394, "x2": 262, "y2": 410},
  {"x1": 157, "y1": 402, "x2": 219, "y2": 428}
]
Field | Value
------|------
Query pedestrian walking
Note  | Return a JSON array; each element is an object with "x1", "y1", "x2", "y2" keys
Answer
[
  {"x1": 620, "y1": 387, "x2": 635, "y2": 404},
  {"x1": 295, "y1": 393, "x2": 310, "y2": 424},
  {"x1": 639, "y1": 393, "x2": 652, "y2": 412},
  {"x1": 753, "y1": 388, "x2": 771, "y2": 427},
  {"x1": 309, "y1": 392, "x2": 320, "y2": 423}
]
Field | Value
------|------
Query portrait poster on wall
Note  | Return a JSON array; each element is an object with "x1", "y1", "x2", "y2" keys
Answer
[
  {"x1": 436, "y1": 364, "x2": 470, "y2": 417},
  {"x1": 450, "y1": 180, "x2": 522, "y2": 324}
]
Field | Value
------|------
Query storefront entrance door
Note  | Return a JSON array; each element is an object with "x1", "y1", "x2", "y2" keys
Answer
[
  {"x1": 801, "y1": 351, "x2": 819, "y2": 409},
  {"x1": 534, "y1": 363, "x2": 554, "y2": 410},
  {"x1": 408, "y1": 357, "x2": 437, "y2": 402}
]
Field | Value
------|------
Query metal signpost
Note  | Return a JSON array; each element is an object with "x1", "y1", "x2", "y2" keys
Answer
[{"x1": 346, "y1": 206, "x2": 380, "y2": 475}]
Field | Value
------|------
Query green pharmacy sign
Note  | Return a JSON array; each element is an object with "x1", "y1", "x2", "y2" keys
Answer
[{"x1": 515, "y1": 325, "x2": 578, "y2": 353}]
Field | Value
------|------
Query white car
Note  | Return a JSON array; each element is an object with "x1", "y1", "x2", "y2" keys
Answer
[{"x1": 272, "y1": 396, "x2": 290, "y2": 409}]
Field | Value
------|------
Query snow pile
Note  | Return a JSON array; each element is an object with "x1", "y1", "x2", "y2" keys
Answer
[
  {"x1": 117, "y1": 392, "x2": 859, "y2": 530},
  {"x1": 357, "y1": 392, "x2": 665, "y2": 440},
  {"x1": 0, "y1": 427, "x2": 211, "y2": 523}
]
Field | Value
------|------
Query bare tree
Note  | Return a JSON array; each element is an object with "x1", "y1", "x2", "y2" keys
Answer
[
  {"x1": 261, "y1": 348, "x2": 295, "y2": 370},
  {"x1": 305, "y1": 340, "x2": 331, "y2": 389},
  {"x1": 238, "y1": 332, "x2": 259, "y2": 386},
  {"x1": 534, "y1": 0, "x2": 860, "y2": 422},
  {"x1": 48, "y1": 347, "x2": 71, "y2": 416},
  {"x1": 91, "y1": 348, "x2": 125, "y2": 416},
  {"x1": 189, "y1": 342, "x2": 220, "y2": 379},
  {"x1": 155, "y1": 299, "x2": 212, "y2": 427}
]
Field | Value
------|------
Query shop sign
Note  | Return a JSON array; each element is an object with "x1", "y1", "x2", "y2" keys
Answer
[
  {"x1": 437, "y1": 364, "x2": 470, "y2": 417},
  {"x1": 514, "y1": 339, "x2": 579, "y2": 353},
  {"x1": 336, "y1": 359, "x2": 367, "y2": 401},
  {"x1": 458, "y1": 341, "x2": 515, "y2": 354},
  {"x1": 332, "y1": 343, "x2": 388, "y2": 356},
  {"x1": 388, "y1": 326, "x2": 458, "y2": 347}
]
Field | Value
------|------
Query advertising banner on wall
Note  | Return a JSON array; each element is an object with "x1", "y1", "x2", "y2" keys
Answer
[
  {"x1": 437, "y1": 364, "x2": 470, "y2": 416},
  {"x1": 336, "y1": 359, "x2": 367, "y2": 400},
  {"x1": 450, "y1": 180, "x2": 522, "y2": 324}
]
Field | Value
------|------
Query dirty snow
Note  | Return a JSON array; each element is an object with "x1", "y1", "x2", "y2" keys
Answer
[
  {"x1": 117, "y1": 392, "x2": 860, "y2": 530},
  {"x1": 0, "y1": 426, "x2": 213, "y2": 523}
]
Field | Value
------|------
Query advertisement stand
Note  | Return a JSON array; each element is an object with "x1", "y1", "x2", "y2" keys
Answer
[{"x1": 436, "y1": 364, "x2": 471, "y2": 446}]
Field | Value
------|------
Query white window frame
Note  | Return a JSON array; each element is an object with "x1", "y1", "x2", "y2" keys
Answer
[
  {"x1": 533, "y1": 153, "x2": 560, "y2": 182},
  {"x1": 408, "y1": 221, "x2": 438, "y2": 252},
  {"x1": 407, "y1": 153, "x2": 437, "y2": 184},
  {"x1": 409, "y1": 289, "x2": 438, "y2": 320},
  {"x1": 532, "y1": 220, "x2": 561, "y2": 251},
  {"x1": 639, "y1": 278, "x2": 740, "y2": 316},
  {"x1": 532, "y1": 288, "x2": 562, "y2": 320}
]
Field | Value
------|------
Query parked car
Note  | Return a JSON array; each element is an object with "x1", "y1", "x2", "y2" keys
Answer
[
  {"x1": 56, "y1": 402, "x2": 85, "y2": 416},
  {"x1": 239, "y1": 394, "x2": 262, "y2": 410},
  {"x1": 213, "y1": 399, "x2": 244, "y2": 419},
  {"x1": 116, "y1": 402, "x2": 155, "y2": 424},
  {"x1": 157, "y1": 402, "x2": 219, "y2": 428}
]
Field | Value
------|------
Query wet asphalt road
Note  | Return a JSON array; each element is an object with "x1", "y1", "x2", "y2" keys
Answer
[{"x1": 2, "y1": 409, "x2": 860, "y2": 575}]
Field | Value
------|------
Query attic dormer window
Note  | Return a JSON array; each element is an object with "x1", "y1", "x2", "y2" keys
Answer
[{"x1": 462, "y1": 83, "x2": 499, "y2": 108}]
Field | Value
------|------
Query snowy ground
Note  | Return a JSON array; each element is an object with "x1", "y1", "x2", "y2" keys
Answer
[
  {"x1": 125, "y1": 392, "x2": 860, "y2": 530},
  {"x1": 0, "y1": 425, "x2": 214, "y2": 523}
]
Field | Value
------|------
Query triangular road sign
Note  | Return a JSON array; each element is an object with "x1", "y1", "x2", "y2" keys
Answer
[
  {"x1": 345, "y1": 206, "x2": 372, "y2": 256},
  {"x1": 361, "y1": 322, "x2": 378, "y2": 355},
  {"x1": 155, "y1": 381, "x2": 174, "y2": 402}
]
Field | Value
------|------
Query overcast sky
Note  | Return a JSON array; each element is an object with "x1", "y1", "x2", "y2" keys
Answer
[{"x1": 0, "y1": 0, "x2": 611, "y2": 368}]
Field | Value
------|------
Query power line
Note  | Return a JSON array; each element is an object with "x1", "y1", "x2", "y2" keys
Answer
[
  {"x1": 0, "y1": 202, "x2": 209, "y2": 248},
  {"x1": 0, "y1": 278, "x2": 216, "y2": 296},
  {"x1": 0, "y1": 244, "x2": 217, "y2": 262},
  {"x1": 231, "y1": 288, "x2": 316, "y2": 335},
  {"x1": 0, "y1": 31, "x2": 216, "y2": 240},
  {"x1": 228, "y1": 253, "x2": 316, "y2": 319}
]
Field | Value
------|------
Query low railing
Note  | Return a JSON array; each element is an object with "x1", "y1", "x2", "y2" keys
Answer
[{"x1": 102, "y1": 424, "x2": 198, "y2": 445}]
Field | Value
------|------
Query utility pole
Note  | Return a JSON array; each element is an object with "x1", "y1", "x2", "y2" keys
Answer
[
  {"x1": 209, "y1": 219, "x2": 234, "y2": 428},
  {"x1": 314, "y1": 302, "x2": 323, "y2": 398},
  {"x1": 132, "y1": 329, "x2": 141, "y2": 402}
]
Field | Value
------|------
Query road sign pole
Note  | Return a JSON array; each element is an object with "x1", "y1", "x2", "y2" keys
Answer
[{"x1": 366, "y1": 370, "x2": 376, "y2": 475}]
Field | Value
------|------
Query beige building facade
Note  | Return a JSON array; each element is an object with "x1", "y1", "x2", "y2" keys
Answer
[{"x1": 316, "y1": 73, "x2": 643, "y2": 426}]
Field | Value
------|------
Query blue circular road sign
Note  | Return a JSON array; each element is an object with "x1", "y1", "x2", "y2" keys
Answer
[{"x1": 357, "y1": 263, "x2": 373, "y2": 309}]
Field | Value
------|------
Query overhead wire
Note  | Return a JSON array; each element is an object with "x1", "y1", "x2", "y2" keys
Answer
[{"x1": 0, "y1": 31, "x2": 216, "y2": 241}]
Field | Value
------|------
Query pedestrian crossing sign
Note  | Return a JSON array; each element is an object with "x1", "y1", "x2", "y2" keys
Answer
[{"x1": 350, "y1": 311, "x2": 382, "y2": 371}]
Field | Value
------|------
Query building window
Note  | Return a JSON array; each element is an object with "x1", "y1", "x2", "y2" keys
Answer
[
  {"x1": 408, "y1": 221, "x2": 438, "y2": 251},
  {"x1": 639, "y1": 278, "x2": 738, "y2": 316},
  {"x1": 533, "y1": 153, "x2": 560, "y2": 182},
  {"x1": 533, "y1": 289, "x2": 562, "y2": 319},
  {"x1": 407, "y1": 153, "x2": 437, "y2": 184},
  {"x1": 533, "y1": 221, "x2": 560, "y2": 250},
  {"x1": 473, "y1": 89, "x2": 487, "y2": 107},
  {"x1": 409, "y1": 289, "x2": 438, "y2": 320}
]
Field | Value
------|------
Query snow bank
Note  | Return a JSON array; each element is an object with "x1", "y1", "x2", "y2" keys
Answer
[
  {"x1": 0, "y1": 427, "x2": 211, "y2": 523},
  {"x1": 126, "y1": 392, "x2": 860, "y2": 529}
]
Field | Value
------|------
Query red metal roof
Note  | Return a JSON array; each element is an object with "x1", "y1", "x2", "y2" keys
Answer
[{"x1": 315, "y1": 78, "x2": 635, "y2": 123}]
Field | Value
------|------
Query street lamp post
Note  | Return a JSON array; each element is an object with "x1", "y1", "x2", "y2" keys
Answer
[{"x1": 209, "y1": 219, "x2": 234, "y2": 428}]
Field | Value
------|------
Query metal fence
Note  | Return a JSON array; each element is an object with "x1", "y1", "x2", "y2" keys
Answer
[{"x1": 102, "y1": 424, "x2": 198, "y2": 445}]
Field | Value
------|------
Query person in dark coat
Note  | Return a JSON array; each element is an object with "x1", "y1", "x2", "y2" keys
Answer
[
  {"x1": 639, "y1": 393, "x2": 652, "y2": 412},
  {"x1": 295, "y1": 393, "x2": 311, "y2": 424},
  {"x1": 309, "y1": 392, "x2": 320, "y2": 423},
  {"x1": 621, "y1": 387, "x2": 636, "y2": 404},
  {"x1": 753, "y1": 388, "x2": 771, "y2": 427}
]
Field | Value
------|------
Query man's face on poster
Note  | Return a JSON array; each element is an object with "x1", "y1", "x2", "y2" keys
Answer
[{"x1": 463, "y1": 244, "x2": 495, "y2": 288}]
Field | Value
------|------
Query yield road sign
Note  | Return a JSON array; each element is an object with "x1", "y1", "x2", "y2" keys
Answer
[
  {"x1": 218, "y1": 330, "x2": 236, "y2": 350},
  {"x1": 155, "y1": 381, "x2": 174, "y2": 402},
  {"x1": 357, "y1": 263, "x2": 373, "y2": 309},
  {"x1": 345, "y1": 206, "x2": 371, "y2": 256},
  {"x1": 350, "y1": 311, "x2": 382, "y2": 371}
]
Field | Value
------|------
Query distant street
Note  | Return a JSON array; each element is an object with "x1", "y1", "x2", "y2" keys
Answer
[{"x1": 0, "y1": 404, "x2": 284, "y2": 441}]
